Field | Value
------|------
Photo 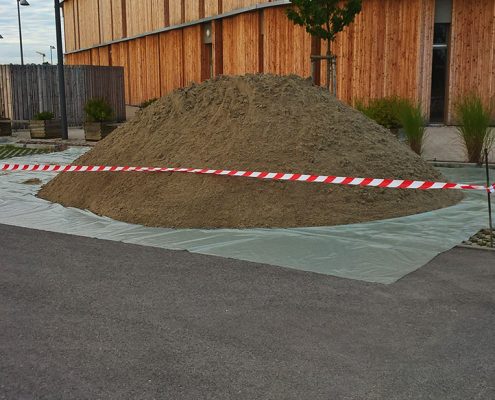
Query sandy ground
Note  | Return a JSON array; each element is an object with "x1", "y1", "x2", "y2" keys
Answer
[{"x1": 37, "y1": 75, "x2": 461, "y2": 228}]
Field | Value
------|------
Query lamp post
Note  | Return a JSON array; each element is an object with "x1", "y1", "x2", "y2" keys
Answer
[
  {"x1": 50, "y1": 45, "x2": 56, "y2": 64},
  {"x1": 17, "y1": 0, "x2": 30, "y2": 65},
  {"x1": 54, "y1": 0, "x2": 68, "y2": 140}
]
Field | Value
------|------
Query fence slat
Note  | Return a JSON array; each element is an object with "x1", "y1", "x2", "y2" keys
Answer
[{"x1": 0, "y1": 65, "x2": 125, "y2": 126}]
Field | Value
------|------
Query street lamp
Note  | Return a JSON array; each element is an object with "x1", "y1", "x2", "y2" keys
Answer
[
  {"x1": 50, "y1": 45, "x2": 56, "y2": 64},
  {"x1": 54, "y1": 0, "x2": 68, "y2": 139},
  {"x1": 17, "y1": 0, "x2": 30, "y2": 65}
]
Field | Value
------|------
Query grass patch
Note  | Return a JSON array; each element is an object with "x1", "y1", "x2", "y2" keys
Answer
[
  {"x1": 455, "y1": 95, "x2": 494, "y2": 165},
  {"x1": 397, "y1": 101, "x2": 426, "y2": 155}
]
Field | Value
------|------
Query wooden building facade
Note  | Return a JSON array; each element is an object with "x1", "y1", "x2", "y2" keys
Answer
[{"x1": 61, "y1": 0, "x2": 495, "y2": 124}]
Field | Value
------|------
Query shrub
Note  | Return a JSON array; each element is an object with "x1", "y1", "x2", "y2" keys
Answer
[
  {"x1": 455, "y1": 94, "x2": 494, "y2": 164},
  {"x1": 84, "y1": 98, "x2": 113, "y2": 122},
  {"x1": 139, "y1": 98, "x2": 158, "y2": 109},
  {"x1": 355, "y1": 97, "x2": 405, "y2": 130},
  {"x1": 397, "y1": 101, "x2": 426, "y2": 155},
  {"x1": 34, "y1": 111, "x2": 54, "y2": 120}
]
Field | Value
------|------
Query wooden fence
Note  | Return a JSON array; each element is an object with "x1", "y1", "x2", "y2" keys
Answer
[{"x1": 0, "y1": 65, "x2": 125, "y2": 126}]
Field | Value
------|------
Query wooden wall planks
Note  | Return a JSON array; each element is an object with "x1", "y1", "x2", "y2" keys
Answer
[
  {"x1": 63, "y1": 0, "x2": 270, "y2": 50},
  {"x1": 315, "y1": 0, "x2": 434, "y2": 116},
  {"x1": 111, "y1": 0, "x2": 126, "y2": 39},
  {"x1": 263, "y1": 7, "x2": 312, "y2": 77},
  {"x1": 108, "y1": 42, "x2": 131, "y2": 101},
  {"x1": 65, "y1": 1, "x2": 434, "y2": 108},
  {"x1": 169, "y1": 0, "x2": 184, "y2": 26},
  {"x1": 99, "y1": 0, "x2": 114, "y2": 43},
  {"x1": 77, "y1": 0, "x2": 101, "y2": 49},
  {"x1": 222, "y1": 11, "x2": 261, "y2": 75},
  {"x1": 63, "y1": 0, "x2": 494, "y2": 125},
  {"x1": 0, "y1": 66, "x2": 13, "y2": 120},
  {"x1": 448, "y1": 0, "x2": 495, "y2": 122},
  {"x1": 183, "y1": 26, "x2": 203, "y2": 86},
  {"x1": 159, "y1": 30, "x2": 184, "y2": 95},
  {"x1": 0, "y1": 65, "x2": 125, "y2": 125},
  {"x1": 63, "y1": 0, "x2": 77, "y2": 52}
]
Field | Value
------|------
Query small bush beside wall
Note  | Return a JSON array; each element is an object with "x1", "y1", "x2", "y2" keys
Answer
[
  {"x1": 356, "y1": 97, "x2": 426, "y2": 155},
  {"x1": 355, "y1": 97, "x2": 404, "y2": 130}
]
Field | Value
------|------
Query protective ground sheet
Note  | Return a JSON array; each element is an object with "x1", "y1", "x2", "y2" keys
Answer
[{"x1": 0, "y1": 147, "x2": 490, "y2": 284}]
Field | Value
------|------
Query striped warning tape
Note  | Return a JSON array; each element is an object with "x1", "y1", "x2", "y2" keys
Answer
[{"x1": 0, "y1": 163, "x2": 493, "y2": 193}]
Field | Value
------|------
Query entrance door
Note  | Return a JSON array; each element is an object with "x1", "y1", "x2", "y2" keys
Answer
[{"x1": 429, "y1": 23, "x2": 450, "y2": 123}]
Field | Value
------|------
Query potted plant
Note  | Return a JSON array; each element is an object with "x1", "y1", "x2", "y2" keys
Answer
[
  {"x1": 29, "y1": 111, "x2": 62, "y2": 139},
  {"x1": 0, "y1": 116, "x2": 12, "y2": 137},
  {"x1": 83, "y1": 98, "x2": 117, "y2": 141}
]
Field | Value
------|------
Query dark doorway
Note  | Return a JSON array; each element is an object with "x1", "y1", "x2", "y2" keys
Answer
[{"x1": 429, "y1": 23, "x2": 450, "y2": 123}]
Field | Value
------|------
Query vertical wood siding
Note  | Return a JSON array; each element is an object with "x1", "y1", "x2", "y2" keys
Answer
[
  {"x1": 63, "y1": 0, "x2": 271, "y2": 49},
  {"x1": 159, "y1": 30, "x2": 184, "y2": 95},
  {"x1": 183, "y1": 26, "x2": 203, "y2": 86},
  {"x1": 99, "y1": 0, "x2": 113, "y2": 43},
  {"x1": 0, "y1": 65, "x2": 125, "y2": 125},
  {"x1": 321, "y1": 0, "x2": 434, "y2": 113},
  {"x1": 448, "y1": 0, "x2": 495, "y2": 122},
  {"x1": 77, "y1": 0, "x2": 101, "y2": 49},
  {"x1": 63, "y1": 0, "x2": 77, "y2": 52},
  {"x1": 65, "y1": 1, "x2": 435, "y2": 109},
  {"x1": 263, "y1": 7, "x2": 312, "y2": 77},
  {"x1": 63, "y1": 0, "x2": 494, "y2": 124},
  {"x1": 222, "y1": 12, "x2": 261, "y2": 75}
]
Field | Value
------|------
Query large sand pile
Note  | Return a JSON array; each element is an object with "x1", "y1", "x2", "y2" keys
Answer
[{"x1": 39, "y1": 75, "x2": 462, "y2": 228}]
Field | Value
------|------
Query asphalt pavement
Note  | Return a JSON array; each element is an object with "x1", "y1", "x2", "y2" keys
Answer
[{"x1": 0, "y1": 223, "x2": 494, "y2": 399}]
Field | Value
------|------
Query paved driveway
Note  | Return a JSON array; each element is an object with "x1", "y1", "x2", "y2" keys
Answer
[{"x1": 0, "y1": 224, "x2": 494, "y2": 399}]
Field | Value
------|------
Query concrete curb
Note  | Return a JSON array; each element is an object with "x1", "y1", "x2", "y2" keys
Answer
[
  {"x1": 428, "y1": 161, "x2": 495, "y2": 169},
  {"x1": 456, "y1": 244, "x2": 495, "y2": 252}
]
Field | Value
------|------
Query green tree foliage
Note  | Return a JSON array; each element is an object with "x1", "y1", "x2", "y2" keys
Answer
[{"x1": 286, "y1": 0, "x2": 362, "y2": 94}]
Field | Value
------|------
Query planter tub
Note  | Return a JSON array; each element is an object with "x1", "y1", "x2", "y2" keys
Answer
[
  {"x1": 84, "y1": 122, "x2": 118, "y2": 141},
  {"x1": 29, "y1": 120, "x2": 62, "y2": 139},
  {"x1": 0, "y1": 119, "x2": 12, "y2": 136}
]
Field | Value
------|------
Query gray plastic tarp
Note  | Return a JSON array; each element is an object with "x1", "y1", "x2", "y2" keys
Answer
[{"x1": 0, "y1": 147, "x2": 491, "y2": 284}]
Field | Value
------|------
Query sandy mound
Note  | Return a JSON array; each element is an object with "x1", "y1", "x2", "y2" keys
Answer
[{"x1": 39, "y1": 74, "x2": 461, "y2": 228}]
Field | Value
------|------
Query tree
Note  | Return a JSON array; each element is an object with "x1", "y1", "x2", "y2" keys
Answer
[{"x1": 286, "y1": 0, "x2": 362, "y2": 95}]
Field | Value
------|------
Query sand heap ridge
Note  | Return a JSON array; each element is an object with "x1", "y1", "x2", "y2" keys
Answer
[{"x1": 39, "y1": 74, "x2": 461, "y2": 228}]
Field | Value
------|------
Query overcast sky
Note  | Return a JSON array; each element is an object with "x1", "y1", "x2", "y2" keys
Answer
[{"x1": 0, "y1": 0, "x2": 59, "y2": 65}]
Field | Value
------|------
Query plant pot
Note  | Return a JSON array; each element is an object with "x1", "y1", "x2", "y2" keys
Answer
[
  {"x1": 29, "y1": 119, "x2": 62, "y2": 139},
  {"x1": 84, "y1": 122, "x2": 118, "y2": 141},
  {"x1": 0, "y1": 119, "x2": 12, "y2": 136}
]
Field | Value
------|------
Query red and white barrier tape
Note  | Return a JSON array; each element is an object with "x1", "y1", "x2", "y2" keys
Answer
[{"x1": 1, "y1": 163, "x2": 494, "y2": 193}]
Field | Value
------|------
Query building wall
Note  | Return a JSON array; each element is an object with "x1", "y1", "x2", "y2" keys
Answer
[
  {"x1": 448, "y1": 0, "x2": 495, "y2": 122},
  {"x1": 63, "y1": 0, "x2": 495, "y2": 124},
  {"x1": 63, "y1": 0, "x2": 272, "y2": 52}
]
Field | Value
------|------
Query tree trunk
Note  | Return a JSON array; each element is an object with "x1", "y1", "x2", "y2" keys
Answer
[
  {"x1": 332, "y1": 55, "x2": 337, "y2": 97},
  {"x1": 326, "y1": 40, "x2": 331, "y2": 92},
  {"x1": 325, "y1": 40, "x2": 337, "y2": 96}
]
